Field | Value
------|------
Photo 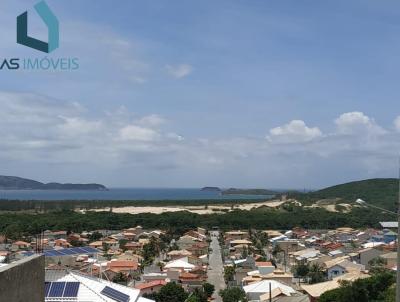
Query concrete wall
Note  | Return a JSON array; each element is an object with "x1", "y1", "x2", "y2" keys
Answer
[{"x1": 0, "y1": 255, "x2": 44, "y2": 302}]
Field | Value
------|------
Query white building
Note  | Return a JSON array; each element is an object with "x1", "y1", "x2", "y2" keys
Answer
[
  {"x1": 243, "y1": 280, "x2": 296, "y2": 301},
  {"x1": 45, "y1": 268, "x2": 154, "y2": 302}
]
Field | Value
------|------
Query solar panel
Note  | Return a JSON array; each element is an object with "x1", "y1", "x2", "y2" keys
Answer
[
  {"x1": 48, "y1": 282, "x2": 66, "y2": 297},
  {"x1": 43, "y1": 247, "x2": 99, "y2": 257},
  {"x1": 63, "y1": 282, "x2": 80, "y2": 297},
  {"x1": 101, "y1": 286, "x2": 130, "y2": 302},
  {"x1": 58, "y1": 249, "x2": 76, "y2": 255},
  {"x1": 69, "y1": 247, "x2": 86, "y2": 254},
  {"x1": 80, "y1": 246, "x2": 99, "y2": 254},
  {"x1": 44, "y1": 250, "x2": 61, "y2": 257},
  {"x1": 45, "y1": 282, "x2": 51, "y2": 297}
]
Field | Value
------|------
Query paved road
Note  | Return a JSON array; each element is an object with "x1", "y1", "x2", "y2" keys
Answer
[{"x1": 207, "y1": 231, "x2": 225, "y2": 302}]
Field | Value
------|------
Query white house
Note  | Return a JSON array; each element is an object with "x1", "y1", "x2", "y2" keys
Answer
[
  {"x1": 45, "y1": 268, "x2": 154, "y2": 302},
  {"x1": 243, "y1": 280, "x2": 296, "y2": 301}
]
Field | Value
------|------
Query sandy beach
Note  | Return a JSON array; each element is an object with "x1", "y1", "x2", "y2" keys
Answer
[{"x1": 92, "y1": 199, "x2": 285, "y2": 215}]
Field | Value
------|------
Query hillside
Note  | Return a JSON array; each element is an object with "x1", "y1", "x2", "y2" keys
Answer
[
  {"x1": 0, "y1": 176, "x2": 107, "y2": 191},
  {"x1": 291, "y1": 178, "x2": 399, "y2": 210}
]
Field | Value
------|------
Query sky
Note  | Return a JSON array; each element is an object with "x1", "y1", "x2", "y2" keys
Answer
[{"x1": 1, "y1": 0, "x2": 400, "y2": 189}]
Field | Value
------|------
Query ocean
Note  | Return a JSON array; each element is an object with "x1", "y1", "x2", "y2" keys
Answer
[{"x1": 0, "y1": 188, "x2": 274, "y2": 201}]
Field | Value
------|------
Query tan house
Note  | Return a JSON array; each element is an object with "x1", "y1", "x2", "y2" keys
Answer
[
  {"x1": 225, "y1": 231, "x2": 248, "y2": 241},
  {"x1": 177, "y1": 235, "x2": 200, "y2": 250},
  {"x1": 168, "y1": 249, "x2": 192, "y2": 260},
  {"x1": 12, "y1": 241, "x2": 30, "y2": 251}
]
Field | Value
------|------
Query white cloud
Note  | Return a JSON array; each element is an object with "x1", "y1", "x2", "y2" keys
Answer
[
  {"x1": 118, "y1": 125, "x2": 160, "y2": 142},
  {"x1": 165, "y1": 64, "x2": 193, "y2": 78},
  {"x1": 267, "y1": 120, "x2": 322, "y2": 143},
  {"x1": 0, "y1": 91, "x2": 399, "y2": 187},
  {"x1": 137, "y1": 114, "x2": 166, "y2": 128},
  {"x1": 335, "y1": 111, "x2": 386, "y2": 135},
  {"x1": 395, "y1": 116, "x2": 400, "y2": 131}
]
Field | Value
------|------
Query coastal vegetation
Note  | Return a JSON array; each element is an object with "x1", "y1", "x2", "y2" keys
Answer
[{"x1": 0, "y1": 205, "x2": 392, "y2": 239}]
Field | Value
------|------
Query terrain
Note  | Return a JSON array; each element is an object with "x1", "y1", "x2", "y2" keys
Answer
[
  {"x1": 0, "y1": 176, "x2": 107, "y2": 191},
  {"x1": 0, "y1": 178, "x2": 398, "y2": 236}
]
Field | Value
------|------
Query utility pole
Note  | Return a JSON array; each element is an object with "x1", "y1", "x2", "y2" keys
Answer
[
  {"x1": 269, "y1": 282, "x2": 272, "y2": 302},
  {"x1": 397, "y1": 157, "x2": 400, "y2": 302}
]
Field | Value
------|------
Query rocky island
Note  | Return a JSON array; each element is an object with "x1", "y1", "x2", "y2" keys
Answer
[{"x1": 0, "y1": 175, "x2": 107, "y2": 191}]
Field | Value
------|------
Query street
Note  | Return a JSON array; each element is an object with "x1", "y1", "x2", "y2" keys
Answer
[{"x1": 207, "y1": 231, "x2": 226, "y2": 302}]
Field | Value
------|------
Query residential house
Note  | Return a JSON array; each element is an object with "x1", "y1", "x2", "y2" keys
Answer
[
  {"x1": 243, "y1": 280, "x2": 296, "y2": 301},
  {"x1": 176, "y1": 235, "x2": 200, "y2": 250},
  {"x1": 135, "y1": 280, "x2": 166, "y2": 296},
  {"x1": 323, "y1": 257, "x2": 365, "y2": 279},
  {"x1": 381, "y1": 252, "x2": 397, "y2": 269},
  {"x1": 45, "y1": 268, "x2": 153, "y2": 302},
  {"x1": 302, "y1": 272, "x2": 370, "y2": 302},
  {"x1": 164, "y1": 257, "x2": 196, "y2": 272},
  {"x1": 12, "y1": 241, "x2": 30, "y2": 251},
  {"x1": 355, "y1": 247, "x2": 384, "y2": 268},
  {"x1": 225, "y1": 231, "x2": 248, "y2": 241},
  {"x1": 167, "y1": 250, "x2": 192, "y2": 260},
  {"x1": 234, "y1": 256, "x2": 256, "y2": 285}
]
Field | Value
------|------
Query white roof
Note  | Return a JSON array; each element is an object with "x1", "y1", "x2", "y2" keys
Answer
[
  {"x1": 328, "y1": 250, "x2": 343, "y2": 256},
  {"x1": 296, "y1": 251, "x2": 319, "y2": 261},
  {"x1": 243, "y1": 280, "x2": 295, "y2": 296},
  {"x1": 270, "y1": 235, "x2": 288, "y2": 242},
  {"x1": 138, "y1": 298, "x2": 155, "y2": 302},
  {"x1": 234, "y1": 259, "x2": 247, "y2": 265},
  {"x1": 45, "y1": 269, "x2": 153, "y2": 302},
  {"x1": 380, "y1": 222, "x2": 397, "y2": 228},
  {"x1": 164, "y1": 258, "x2": 195, "y2": 270},
  {"x1": 362, "y1": 242, "x2": 385, "y2": 248}
]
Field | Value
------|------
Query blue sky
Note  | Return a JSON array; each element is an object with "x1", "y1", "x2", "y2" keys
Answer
[{"x1": 1, "y1": 0, "x2": 400, "y2": 188}]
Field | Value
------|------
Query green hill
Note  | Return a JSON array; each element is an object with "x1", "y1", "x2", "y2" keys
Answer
[{"x1": 291, "y1": 178, "x2": 399, "y2": 210}]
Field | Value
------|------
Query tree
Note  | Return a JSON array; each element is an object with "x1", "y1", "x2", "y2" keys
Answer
[
  {"x1": 186, "y1": 296, "x2": 202, "y2": 302},
  {"x1": 119, "y1": 239, "x2": 128, "y2": 251},
  {"x1": 156, "y1": 282, "x2": 188, "y2": 302},
  {"x1": 189, "y1": 288, "x2": 208, "y2": 302},
  {"x1": 369, "y1": 256, "x2": 388, "y2": 275},
  {"x1": 272, "y1": 245, "x2": 282, "y2": 257},
  {"x1": 88, "y1": 231, "x2": 102, "y2": 242},
  {"x1": 69, "y1": 239, "x2": 84, "y2": 247},
  {"x1": 203, "y1": 282, "x2": 215, "y2": 298},
  {"x1": 219, "y1": 287, "x2": 247, "y2": 302},
  {"x1": 293, "y1": 263, "x2": 309, "y2": 277},
  {"x1": 112, "y1": 272, "x2": 128, "y2": 284},
  {"x1": 142, "y1": 238, "x2": 159, "y2": 265},
  {"x1": 224, "y1": 266, "x2": 236, "y2": 283},
  {"x1": 319, "y1": 272, "x2": 395, "y2": 302},
  {"x1": 307, "y1": 263, "x2": 325, "y2": 284}
]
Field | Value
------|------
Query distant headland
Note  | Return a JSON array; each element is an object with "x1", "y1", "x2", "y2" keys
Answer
[
  {"x1": 0, "y1": 175, "x2": 107, "y2": 191},
  {"x1": 201, "y1": 186, "x2": 277, "y2": 195}
]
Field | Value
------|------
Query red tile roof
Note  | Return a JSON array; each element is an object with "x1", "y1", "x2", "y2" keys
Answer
[
  {"x1": 107, "y1": 260, "x2": 138, "y2": 270},
  {"x1": 256, "y1": 261, "x2": 273, "y2": 267},
  {"x1": 135, "y1": 280, "x2": 166, "y2": 290}
]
